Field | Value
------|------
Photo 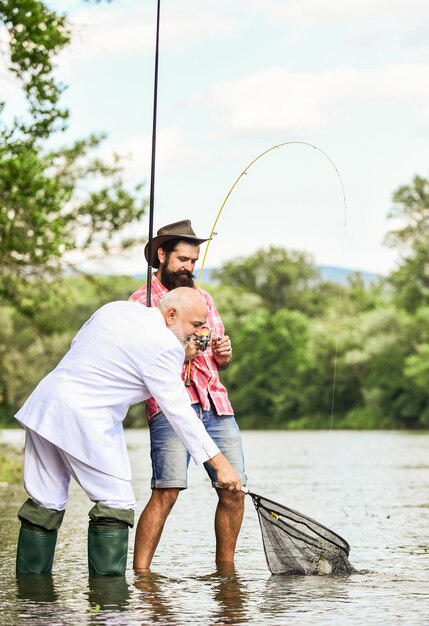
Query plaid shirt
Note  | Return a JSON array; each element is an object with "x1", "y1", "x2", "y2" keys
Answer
[{"x1": 129, "y1": 275, "x2": 234, "y2": 419}]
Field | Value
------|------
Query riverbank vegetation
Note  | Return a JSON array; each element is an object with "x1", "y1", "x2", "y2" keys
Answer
[
  {"x1": 1, "y1": 219, "x2": 429, "y2": 431},
  {"x1": 0, "y1": 444, "x2": 23, "y2": 484},
  {"x1": 1, "y1": 3, "x2": 429, "y2": 430}
]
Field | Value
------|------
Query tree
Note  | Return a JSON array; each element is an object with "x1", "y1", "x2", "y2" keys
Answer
[
  {"x1": 0, "y1": 274, "x2": 141, "y2": 425},
  {"x1": 336, "y1": 307, "x2": 423, "y2": 427},
  {"x1": 214, "y1": 246, "x2": 334, "y2": 316},
  {"x1": 340, "y1": 273, "x2": 386, "y2": 314},
  {"x1": 0, "y1": 0, "x2": 70, "y2": 138},
  {"x1": 298, "y1": 314, "x2": 364, "y2": 427},
  {"x1": 401, "y1": 306, "x2": 429, "y2": 426},
  {"x1": 221, "y1": 308, "x2": 310, "y2": 428},
  {"x1": 0, "y1": 1, "x2": 147, "y2": 318},
  {"x1": 0, "y1": 135, "x2": 147, "y2": 314},
  {"x1": 385, "y1": 175, "x2": 429, "y2": 311},
  {"x1": 0, "y1": 1, "x2": 148, "y2": 423}
]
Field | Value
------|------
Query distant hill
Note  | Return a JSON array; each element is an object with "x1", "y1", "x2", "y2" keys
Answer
[
  {"x1": 195, "y1": 265, "x2": 381, "y2": 287},
  {"x1": 132, "y1": 265, "x2": 381, "y2": 286},
  {"x1": 316, "y1": 265, "x2": 381, "y2": 286}
]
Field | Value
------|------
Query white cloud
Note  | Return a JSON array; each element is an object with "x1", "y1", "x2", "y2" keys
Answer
[
  {"x1": 248, "y1": 0, "x2": 429, "y2": 51},
  {"x1": 250, "y1": 0, "x2": 429, "y2": 24},
  {"x1": 62, "y1": 0, "x2": 240, "y2": 63},
  {"x1": 200, "y1": 63, "x2": 429, "y2": 135},
  {"x1": 98, "y1": 126, "x2": 207, "y2": 181}
]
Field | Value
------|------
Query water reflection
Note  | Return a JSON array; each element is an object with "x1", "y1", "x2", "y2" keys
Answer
[
  {"x1": 195, "y1": 563, "x2": 249, "y2": 624},
  {"x1": 133, "y1": 565, "x2": 250, "y2": 625},
  {"x1": 87, "y1": 576, "x2": 131, "y2": 612},
  {"x1": 261, "y1": 572, "x2": 353, "y2": 616},
  {"x1": 134, "y1": 572, "x2": 179, "y2": 623},
  {"x1": 14, "y1": 574, "x2": 63, "y2": 625},
  {"x1": 16, "y1": 574, "x2": 58, "y2": 603},
  {"x1": 2, "y1": 430, "x2": 429, "y2": 625}
]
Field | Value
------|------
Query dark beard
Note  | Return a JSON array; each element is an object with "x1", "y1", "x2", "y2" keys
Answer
[{"x1": 160, "y1": 266, "x2": 195, "y2": 290}]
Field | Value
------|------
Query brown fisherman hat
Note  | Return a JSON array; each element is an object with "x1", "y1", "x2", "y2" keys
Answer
[{"x1": 144, "y1": 219, "x2": 210, "y2": 268}]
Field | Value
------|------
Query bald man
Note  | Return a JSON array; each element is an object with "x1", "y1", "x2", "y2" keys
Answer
[{"x1": 15, "y1": 288, "x2": 242, "y2": 577}]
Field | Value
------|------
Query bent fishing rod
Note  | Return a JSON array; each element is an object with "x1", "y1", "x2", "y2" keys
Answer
[
  {"x1": 197, "y1": 141, "x2": 347, "y2": 286},
  {"x1": 194, "y1": 141, "x2": 348, "y2": 426}
]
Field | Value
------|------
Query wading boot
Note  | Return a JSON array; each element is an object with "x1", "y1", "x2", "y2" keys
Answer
[
  {"x1": 88, "y1": 503, "x2": 134, "y2": 577},
  {"x1": 16, "y1": 499, "x2": 65, "y2": 575},
  {"x1": 16, "y1": 525, "x2": 58, "y2": 575}
]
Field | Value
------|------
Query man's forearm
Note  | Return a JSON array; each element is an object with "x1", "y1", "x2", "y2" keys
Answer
[{"x1": 206, "y1": 452, "x2": 242, "y2": 491}]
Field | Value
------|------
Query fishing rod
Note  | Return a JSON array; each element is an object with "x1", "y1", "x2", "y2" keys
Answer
[
  {"x1": 197, "y1": 141, "x2": 347, "y2": 287},
  {"x1": 146, "y1": 0, "x2": 161, "y2": 307},
  {"x1": 195, "y1": 141, "x2": 348, "y2": 425}
]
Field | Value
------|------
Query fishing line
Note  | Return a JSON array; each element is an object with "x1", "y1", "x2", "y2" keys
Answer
[{"x1": 196, "y1": 141, "x2": 348, "y2": 428}]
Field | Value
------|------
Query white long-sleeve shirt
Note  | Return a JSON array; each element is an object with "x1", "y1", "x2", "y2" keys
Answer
[{"x1": 15, "y1": 301, "x2": 220, "y2": 479}]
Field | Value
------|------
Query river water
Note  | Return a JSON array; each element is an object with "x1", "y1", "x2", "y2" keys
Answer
[{"x1": 1, "y1": 429, "x2": 428, "y2": 625}]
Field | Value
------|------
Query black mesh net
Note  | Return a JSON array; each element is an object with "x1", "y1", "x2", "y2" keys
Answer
[{"x1": 248, "y1": 491, "x2": 355, "y2": 575}]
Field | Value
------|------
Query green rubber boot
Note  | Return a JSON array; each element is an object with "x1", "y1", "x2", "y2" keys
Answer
[
  {"x1": 16, "y1": 526, "x2": 58, "y2": 575},
  {"x1": 16, "y1": 499, "x2": 64, "y2": 575},
  {"x1": 87, "y1": 503, "x2": 133, "y2": 577},
  {"x1": 88, "y1": 526, "x2": 129, "y2": 576}
]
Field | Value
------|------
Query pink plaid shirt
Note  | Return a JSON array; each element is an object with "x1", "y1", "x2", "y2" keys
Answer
[{"x1": 129, "y1": 275, "x2": 234, "y2": 419}]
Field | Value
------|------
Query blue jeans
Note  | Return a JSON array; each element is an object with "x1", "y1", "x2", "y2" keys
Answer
[{"x1": 149, "y1": 403, "x2": 247, "y2": 489}]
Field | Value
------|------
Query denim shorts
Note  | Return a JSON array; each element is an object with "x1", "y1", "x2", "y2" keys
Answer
[{"x1": 149, "y1": 403, "x2": 247, "y2": 489}]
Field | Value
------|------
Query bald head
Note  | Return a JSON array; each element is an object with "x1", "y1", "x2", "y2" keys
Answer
[
  {"x1": 159, "y1": 287, "x2": 206, "y2": 315},
  {"x1": 159, "y1": 287, "x2": 208, "y2": 343}
]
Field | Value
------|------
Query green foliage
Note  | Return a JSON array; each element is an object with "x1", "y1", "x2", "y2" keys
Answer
[
  {"x1": 0, "y1": 445, "x2": 23, "y2": 483},
  {"x1": 299, "y1": 315, "x2": 364, "y2": 422},
  {"x1": 385, "y1": 175, "x2": 429, "y2": 311},
  {"x1": 337, "y1": 407, "x2": 395, "y2": 430},
  {"x1": 0, "y1": 0, "x2": 70, "y2": 137},
  {"x1": 341, "y1": 272, "x2": 387, "y2": 313},
  {"x1": 202, "y1": 283, "x2": 264, "y2": 338},
  {"x1": 0, "y1": 133, "x2": 147, "y2": 310},
  {"x1": 0, "y1": 275, "x2": 143, "y2": 426},
  {"x1": 0, "y1": 1, "x2": 148, "y2": 428},
  {"x1": 1, "y1": 4, "x2": 429, "y2": 431},
  {"x1": 331, "y1": 307, "x2": 421, "y2": 427},
  {"x1": 0, "y1": 1, "x2": 148, "y2": 323},
  {"x1": 386, "y1": 175, "x2": 429, "y2": 250},
  {"x1": 222, "y1": 308, "x2": 310, "y2": 428},
  {"x1": 213, "y1": 246, "x2": 331, "y2": 316},
  {"x1": 212, "y1": 240, "x2": 429, "y2": 429},
  {"x1": 401, "y1": 308, "x2": 429, "y2": 426},
  {"x1": 388, "y1": 247, "x2": 429, "y2": 312}
]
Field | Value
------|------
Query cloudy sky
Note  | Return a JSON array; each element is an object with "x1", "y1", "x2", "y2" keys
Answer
[{"x1": 4, "y1": 0, "x2": 429, "y2": 275}]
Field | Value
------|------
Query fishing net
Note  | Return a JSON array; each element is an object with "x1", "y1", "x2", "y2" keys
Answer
[{"x1": 247, "y1": 490, "x2": 354, "y2": 575}]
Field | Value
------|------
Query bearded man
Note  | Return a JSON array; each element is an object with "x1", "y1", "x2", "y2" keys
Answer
[{"x1": 130, "y1": 220, "x2": 246, "y2": 571}]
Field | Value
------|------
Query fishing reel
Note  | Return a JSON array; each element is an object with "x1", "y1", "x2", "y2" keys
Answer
[
  {"x1": 185, "y1": 328, "x2": 212, "y2": 387},
  {"x1": 193, "y1": 327, "x2": 211, "y2": 352}
]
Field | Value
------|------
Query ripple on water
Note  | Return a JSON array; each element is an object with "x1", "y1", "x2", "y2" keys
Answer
[{"x1": 1, "y1": 430, "x2": 429, "y2": 625}]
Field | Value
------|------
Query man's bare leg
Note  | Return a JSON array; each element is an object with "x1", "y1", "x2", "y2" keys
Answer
[
  {"x1": 214, "y1": 488, "x2": 245, "y2": 563},
  {"x1": 133, "y1": 488, "x2": 179, "y2": 571}
]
